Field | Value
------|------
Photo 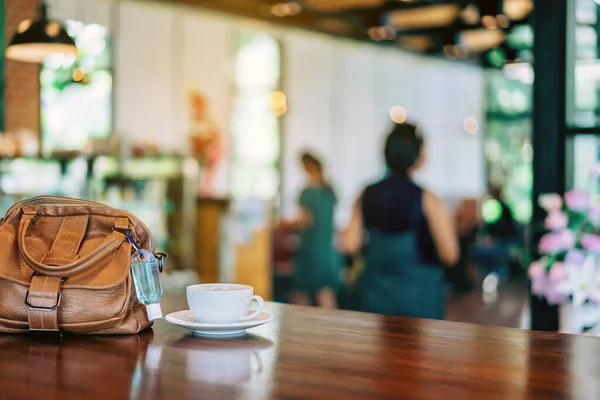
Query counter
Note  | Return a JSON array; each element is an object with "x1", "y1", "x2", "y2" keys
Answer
[{"x1": 0, "y1": 294, "x2": 598, "y2": 399}]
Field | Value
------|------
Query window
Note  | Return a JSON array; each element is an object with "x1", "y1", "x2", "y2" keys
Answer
[
  {"x1": 566, "y1": 0, "x2": 600, "y2": 128},
  {"x1": 40, "y1": 20, "x2": 112, "y2": 156},
  {"x1": 230, "y1": 31, "x2": 282, "y2": 200},
  {"x1": 567, "y1": 135, "x2": 600, "y2": 191},
  {"x1": 484, "y1": 69, "x2": 533, "y2": 223}
]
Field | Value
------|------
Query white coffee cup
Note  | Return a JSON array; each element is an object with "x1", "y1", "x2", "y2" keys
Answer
[{"x1": 186, "y1": 283, "x2": 265, "y2": 324}]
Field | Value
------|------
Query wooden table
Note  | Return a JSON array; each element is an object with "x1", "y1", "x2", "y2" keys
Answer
[{"x1": 1, "y1": 294, "x2": 599, "y2": 399}]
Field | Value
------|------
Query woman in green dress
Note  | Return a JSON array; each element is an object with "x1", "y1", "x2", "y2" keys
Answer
[{"x1": 283, "y1": 152, "x2": 340, "y2": 308}]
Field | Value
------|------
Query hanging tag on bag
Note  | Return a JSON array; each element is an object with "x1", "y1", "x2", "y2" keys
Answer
[{"x1": 126, "y1": 233, "x2": 165, "y2": 321}]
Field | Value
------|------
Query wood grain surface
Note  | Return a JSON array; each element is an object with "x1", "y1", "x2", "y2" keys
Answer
[{"x1": 0, "y1": 293, "x2": 598, "y2": 400}]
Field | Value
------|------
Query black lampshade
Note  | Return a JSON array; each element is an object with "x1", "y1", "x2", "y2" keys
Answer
[{"x1": 6, "y1": 1, "x2": 77, "y2": 63}]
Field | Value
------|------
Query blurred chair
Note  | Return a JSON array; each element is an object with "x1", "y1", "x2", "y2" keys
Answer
[
  {"x1": 473, "y1": 197, "x2": 523, "y2": 292},
  {"x1": 271, "y1": 225, "x2": 299, "y2": 303},
  {"x1": 448, "y1": 198, "x2": 480, "y2": 295}
]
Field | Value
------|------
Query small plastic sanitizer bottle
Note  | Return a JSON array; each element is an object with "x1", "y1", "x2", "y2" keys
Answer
[{"x1": 131, "y1": 249, "x2": 164, "y2": 321}]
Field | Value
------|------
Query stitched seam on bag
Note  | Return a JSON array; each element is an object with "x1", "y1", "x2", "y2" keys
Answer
[
  {"x1": 0, "y1": 273, "x2": 130, "y2": 290},
  {"x1": 0, "y1": 315, "x2": 128, "y2": 331}
]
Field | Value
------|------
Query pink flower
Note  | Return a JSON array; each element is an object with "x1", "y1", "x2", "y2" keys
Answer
[
  {"x1": 538, "y1": 230, "x2": 575, "y2": 254},
  {"x1": 529, "y1": 261, "x2": 571, "y2": 306},
  {"x1": 539, "y1": 233, "x2": 562, "y2": 254},
  {"x1": 544, "y1": 211, "x2": 568, "y2": 231},
  {"x1": 545, "y1": 289, "x2": 570, "y2": 305},
  {"x1": 529, "y1": 261, "x2": 549, "y2": 297},
  {"x1": 528, "y1": 260, "x2": 546, "y2": 280},
  {"x1": 549, "y1": 262, "x2": 567, "y2": 283},
  {"x1": 531, "y1": 275, "x2": 548, "y2": 297},
  {"x1": 564, "y1": 190, "x2": 589, "y2": 211},
  {"x1": 538, "y1": 193, "x2": 563, "y2": 212},
  {"x1": 559, "y1": 230, "x2": 576, "y2": 249},
  {"x1": 581, "y1": 234, "x2": 600, "y2": 252},
  {"x1": 565, "y1": 249, "x2": 586, "y2": 265},
  {"x1": 530, "y1": 275, "x2": 569, "y2": 304},
  {"x1": 589, "y1": 205, "x2": 600, "y2": 224}
]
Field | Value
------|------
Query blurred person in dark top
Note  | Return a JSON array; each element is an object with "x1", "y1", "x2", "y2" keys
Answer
[
  {"x1": 448, "y1": 199, "x2": 478, "y2": 295},
  {"x1": 341, "y1": 123, "x2": 459, "y2": 319},
  {"x1": 280, "y1": 152, "x2": 341, "y2": 309},
  {"x1": 474, "y1": 186, "x2": 522, "y2": 285},
  {"x1": 486, "y1": 186, "x2": 519, "y2": 240}
]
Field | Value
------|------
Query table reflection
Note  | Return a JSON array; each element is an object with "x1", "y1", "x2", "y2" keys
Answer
[
  {"x1": 0, "y1": 331, "x2": 155, "y2": 399},
  {"x1": 167, "y1": 334, "x2": 274, "y2": 384}
]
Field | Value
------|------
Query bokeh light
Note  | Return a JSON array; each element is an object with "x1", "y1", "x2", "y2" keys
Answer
[
  {"x1": 72, "y1": 66, "x2": 86, "y2": 82},
  {"x1": 482, "y1": 15, "x2": 498, "y2": 29},
  {"x1": 482, "y1": 197, "x2": 502, "y2": 224},
  {"x1": 390, "y1": 106, "x2": 408, "y2": 123},
  {"x1": 496, "y1": 14, "x2": 510, "y2": 29},
  {"x1": 270, "y1": 91, "x2": 287, "y2": 116},
  {"x1": 17, "y1": 19, "x2": 31, "y2": 34},
  {"x1": 463, "y1": 116, "x2": 479, "y2": 134}
]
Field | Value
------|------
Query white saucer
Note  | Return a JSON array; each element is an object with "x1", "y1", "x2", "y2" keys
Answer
[{"x1": 165, "y1": 310, "x2": 274, "y2": 336}]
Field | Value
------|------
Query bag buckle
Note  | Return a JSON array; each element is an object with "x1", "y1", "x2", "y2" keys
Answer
[
  {"x1": 25, "y1": 291, "x2": 61, "y2": 311},
  {"x1": 24, "y1": 276, "x2": 67, "y2": 311},
  {"x1": 154, "y1": 252, "x2": 167, "y2": 273}
]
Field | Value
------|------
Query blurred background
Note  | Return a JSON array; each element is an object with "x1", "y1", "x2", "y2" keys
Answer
[{"x1": 0, "y1": 0, "x2": 595, "y2": 330}]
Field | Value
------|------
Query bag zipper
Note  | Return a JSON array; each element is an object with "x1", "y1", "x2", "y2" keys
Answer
[{"x1": 1, "y1": 195, "x2": 156, "y2": 250}]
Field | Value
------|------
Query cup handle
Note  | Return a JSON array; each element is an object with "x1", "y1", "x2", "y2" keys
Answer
[
  {"x1": 240, "y1": 295, "x2": 264, "y2": 321},
  {"x1": 252, "y1": 349, "x2": 264, "y2": 373}
]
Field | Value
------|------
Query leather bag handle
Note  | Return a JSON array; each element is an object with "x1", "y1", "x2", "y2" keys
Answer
[{"x1": 17, "y1": 211, "x2": 128, "y2": 277}]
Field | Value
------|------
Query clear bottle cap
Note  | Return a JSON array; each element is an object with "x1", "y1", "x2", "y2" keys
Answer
[{"x1": 146, "y1": 303, "x2": 163, "y2": 321}]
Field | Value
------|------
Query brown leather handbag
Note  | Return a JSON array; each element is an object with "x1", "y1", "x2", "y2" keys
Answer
[{"x1": 0, "y1": 196, "x2": 163, "y2": 335}]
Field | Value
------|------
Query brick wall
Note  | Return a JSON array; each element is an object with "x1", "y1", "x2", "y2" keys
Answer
[{"x1": 4, "y1": 0, "x2": 40, "y2": 134}]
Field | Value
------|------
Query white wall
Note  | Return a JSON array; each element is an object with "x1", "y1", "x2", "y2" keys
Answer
[
  {"x1": 115, "y1": 2, "x2": 177, "y2": 150},
  {"x1": 282, "y1": 32, "x2": 340, "y2": 215},
  {"x1": 49, "y1": 0, "x2": 485, "y2": 222}
]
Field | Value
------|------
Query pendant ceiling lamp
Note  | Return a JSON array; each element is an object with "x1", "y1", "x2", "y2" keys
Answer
[{"x1": 6, "y1": 1, "x2": 77, "y2": 64}]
